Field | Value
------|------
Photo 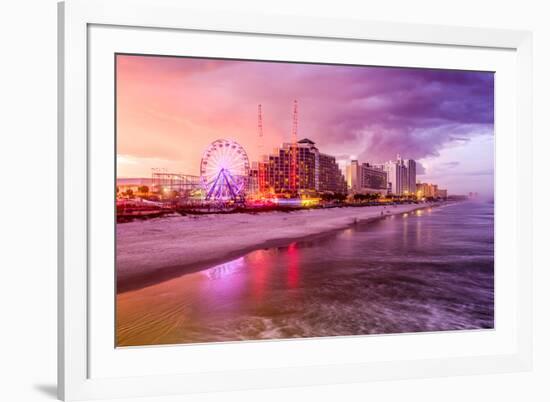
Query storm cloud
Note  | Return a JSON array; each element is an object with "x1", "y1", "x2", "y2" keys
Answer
[{"x1": 116, "y1": 55, "x2": 494, "y2": 194}]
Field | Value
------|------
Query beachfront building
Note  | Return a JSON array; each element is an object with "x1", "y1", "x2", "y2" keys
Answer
[
  {"x1": 383, "y1": 158, "x2": 404, "y2": 195},
  {"x1": 346, "y1": 160, "x2": 360, "y2": 191},
  {"x1": 247, "y1": 163, "x2": 260, "y2": 195},
  {"x1": 382, "y1": 155, "x2": 417, "y2": 195},
  {"x1": 406, "y1": 159, "x2": 417, "y2": 195},
  {"x1": 318, "y1": 151, "x2": 348, "y2": 193},
  {"x1": 417, "y1": 182, "x2": 435, "y2": 198},
  {"x1": 346, "y1": 160, "x2": 388, "y2": 194},
  {"x1": 436, "y1": 188, "x2": 448, "y2": 199},
  {"x1": 416, "y1": 182, "x2": 447, "y2": 198},
  {"x1": 260, "y1": 138, "x2": 347, "y2": 195}
]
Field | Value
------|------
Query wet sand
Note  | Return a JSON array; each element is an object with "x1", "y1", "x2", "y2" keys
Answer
[{"x1": 116, "y1": 201, "x2": 491, "y2": 347}]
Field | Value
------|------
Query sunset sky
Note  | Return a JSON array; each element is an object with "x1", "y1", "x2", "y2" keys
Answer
[{"x1": 116, "y1": 54, "x2": 494, "y2": 196}]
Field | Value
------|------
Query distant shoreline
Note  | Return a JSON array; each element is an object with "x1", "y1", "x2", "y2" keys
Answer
[
  {"x1": 116, "y1": 202, "x2": 453, "y2": 293},
  {"x1": 116, "y1": 201, "x2": 448, "y2": 223}
]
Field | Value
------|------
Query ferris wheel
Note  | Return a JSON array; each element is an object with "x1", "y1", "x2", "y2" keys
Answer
[{"x1": 200, "y1": 139, "x2": 250, "y2": 201}]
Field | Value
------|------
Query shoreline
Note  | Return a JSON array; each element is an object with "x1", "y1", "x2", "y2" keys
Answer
[{"x1": 117, "y1": 202, "x2": 452, "y2": 293}]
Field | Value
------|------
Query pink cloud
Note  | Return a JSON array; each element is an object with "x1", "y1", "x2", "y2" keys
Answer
[{"x1": 116, "y1": 55, "x2": 494, "y2": 195}]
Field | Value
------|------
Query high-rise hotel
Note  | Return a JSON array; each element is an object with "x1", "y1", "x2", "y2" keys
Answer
[
  {"x1": 346, "y1": 160, "x2": 388, "y2": 194},
  {"x1": 382, "y1": 155, "x2": 417, "y2": 196},
  {"x1": 345, "y1": 155, "x2": 417, "y2": 196},
  {"x1": 258, "y1": 138, "x2": 347, "y2": 195}
]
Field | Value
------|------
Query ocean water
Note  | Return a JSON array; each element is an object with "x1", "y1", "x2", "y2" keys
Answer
[{"x1": 116, "y1": 201, "x2": 494, "y2": 346}]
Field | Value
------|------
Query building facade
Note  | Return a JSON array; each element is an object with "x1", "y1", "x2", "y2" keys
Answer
[
  {"x1": 346, "y1": 160, "x2": 388, "y2": 194},
  {"x1": 416, "y1": 182, "x2": 446, "y2": 198},
  {"x1": 417, "y1": 182, "x2": 434, "y2": 197},
  {"x1": 346, "y1": 160, "x2": 360, "y2": 191},
  {"x1": 383, "y1": 157, "x2": 406, "y2": 195},
  {"x1": 382, "y1": 155, "x2": 416, "y2": 196},
  {"x1": 435, "y1": 188, "x2": 448, "y2": 199},
  {"x1": 247, "y1": 163, "x2": 260, "y2": 195},
  {"x1": 318, "y1": 152, "x2": 347, "y2": 193},
  {"x1": 406, "y1": 159, "x2": 416, "y2": 194},
  {"x1": 261, "y1": 138, "x2": 347, "y2": 194}
]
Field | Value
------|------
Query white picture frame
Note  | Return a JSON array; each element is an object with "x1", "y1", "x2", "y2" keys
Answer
[{"x1": 58, "y1": 0, "x2": 533, "y2": 400}]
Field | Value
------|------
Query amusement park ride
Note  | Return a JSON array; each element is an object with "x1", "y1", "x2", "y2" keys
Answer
[
  {"x1": 151, "y1": 101, "x2": 304, "y2": 204},
  {"x1": 199, "y1": 138, "x2": 250, "y2": 201},
  {"x1": 198, "y1": 100, "x2": 300, "y2": 203}
]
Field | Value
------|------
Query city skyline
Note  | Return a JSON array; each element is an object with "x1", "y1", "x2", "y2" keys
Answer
[{"x1": 116, "y1": 55, "x2": 494, "y2": 196}]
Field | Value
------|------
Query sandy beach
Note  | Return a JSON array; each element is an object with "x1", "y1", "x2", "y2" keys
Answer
[{"x1": 117, "y1": 203, "x2": 442, "y2": 292}]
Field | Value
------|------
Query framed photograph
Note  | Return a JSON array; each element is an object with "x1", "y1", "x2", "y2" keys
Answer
[{"x1": 58, "y1": 0, "x2": 533, "y2": 400}]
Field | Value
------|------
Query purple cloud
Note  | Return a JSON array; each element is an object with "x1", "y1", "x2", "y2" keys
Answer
[
  {"x1": 208, "y1": 60, "x2": 494, "y2": 163},
  {"x1": 118, "y1": 55, "x2": 494, "y2": 195}
]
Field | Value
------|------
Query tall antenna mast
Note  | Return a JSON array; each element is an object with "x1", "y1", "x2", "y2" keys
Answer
[
  {"x1": 257, "y1": 104, "x2": 265, "y2": 193},
  {"x1": 257, "y1": 104, "x2": 263, "y2": 148},
  {"x1": 290, "y1": 100, "x2": 298, "y2": 193}
]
